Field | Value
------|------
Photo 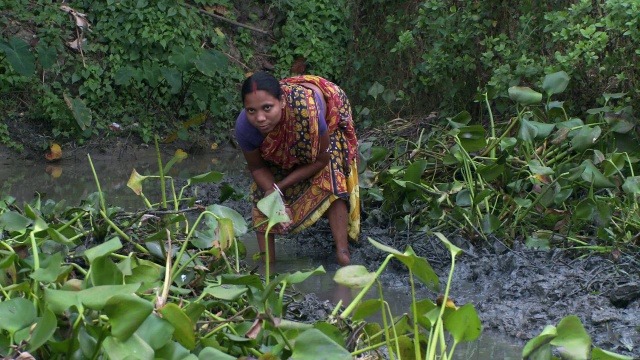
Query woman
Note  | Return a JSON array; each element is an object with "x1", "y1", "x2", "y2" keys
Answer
[{"x1": 235, "y1": 72, "x2": 360, "y2": 266}]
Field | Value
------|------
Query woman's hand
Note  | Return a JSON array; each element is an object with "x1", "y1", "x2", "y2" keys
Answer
[{"x1": 277, "y1": 204, "x2": 293, "y2": 233}]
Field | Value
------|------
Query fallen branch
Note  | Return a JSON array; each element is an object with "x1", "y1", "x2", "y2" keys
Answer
[{"x1": 186, "y1": 4, "x2": 270, "y2": 35}]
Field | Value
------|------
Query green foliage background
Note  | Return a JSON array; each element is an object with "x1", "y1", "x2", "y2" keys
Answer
[{"x1": 0, "y1": 0, "x2": 639, "y2": 146}]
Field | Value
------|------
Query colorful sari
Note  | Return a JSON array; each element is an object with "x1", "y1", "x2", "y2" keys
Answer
[{"x1": 250, "y1": 75, "x2": 360, "y2": 241}]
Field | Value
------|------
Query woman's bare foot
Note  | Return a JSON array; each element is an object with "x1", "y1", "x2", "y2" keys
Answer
[{"x1": 336, "y1": 248, "x2": 350, "y2": 266}]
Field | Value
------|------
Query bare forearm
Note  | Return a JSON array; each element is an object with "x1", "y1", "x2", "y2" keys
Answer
[
  {"x1": 277, "y1": 157, "x2": 328, "y2": 190},
  {"x1": 250, "y1": 167, "x2": 275, "y2": 193}
]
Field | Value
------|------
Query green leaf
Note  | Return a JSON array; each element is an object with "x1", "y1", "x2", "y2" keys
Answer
[
  {"x1": 518, "y1": 117, "x2": 539, "y2": 142},
  {"x1": 333, "y1": 265, "x2": 375, "y2": 289},
  {"x1": 542, "y1": 71, "x2": 570, "y2": 96},
  {"x1": 194, "y1": 49, "x2": 228, "y2": 77},
  {"x1": 90, "y1": 256, "x2": 123, "y2": 286},
  {"x1": 290, "y1": 329, "x2": 352, "y2": 360},
  {"x1": 161, "y1": 67, "x2": 182, "y2": 94},
  {"x1": 457, "y1": 125, "x2": 487, "y2": 152},
  {"x1": 481, "y1": 214, "x2": 500, "y2": 234},
  {"x1": 580, "y1": 160, "x2": 616, "y2": 188},
  {"x1": 313, "y1": 322, "x2": 347, "y2": 349},
  {"x1": 622, "y1": 176, "x2": 640, "y2": 194},
  {"x1": 102, "y1": 334, "x2": 154, "y2": 360},
  {"x1": 522, "y1": 325, "x2": 557, "y2": 359},
  {"x1": 28, "y1": 307, "x2": 57, "y2": 352},
  {"x1": 444, "y1": 303, "x2": 482, "y2": 344},
  {"x1": 169, "y1": 46, "x2": 197, "y2": 71},
  {"x1": 206, "y1": 204, "x2": 247, "y2": 237},
  {"x1": 198, "y1": 347, "x2": 236, "y2": 360},
  {"x1": 135, "y1": 314, "x2": 175, "y2": 351},
  {"x1": 188, "y1": 171, "x2": 224, "y2": 185},
  {"x1": 202, "y1": 284, "x2": 248, "y2": 301},
  {"x1": 353, "y1": 299, "x2": 383, "y2": 321},
  {"x1": 63, "y1": 93, "x2": 92, "y2": 131},
  {"x1": 30, "y1": 252, "x2": 71, "y2": 283},
  {"x1": 36, "y1": 42, "x2": 57, "y2": 70},
  {"x1": 284, "y1": 265, "x2": 326, "y2": 284},
  {"x1": 591, "y1": 347, "x2": 633, "y2": 360},
  {"x1": 571, "y1": 126, "x2": 602, "y2": 152},
  {"x1": 84, "y1": 237, "x2": 123, "y2": 264},
  {"x1": 105, "y1": 294, "x2": 154, "y2": 341},
  {"x1": 575, "y1": 199, "x2": 596, "y2": 220},
  {"x1": 157, "y1": 303, "x2": 195, "y2": 350},
  {"x1": 114, "y1": 66, "x2": 135, "y2": 85},
  {"x1": 404, "y1": 160, "x2": 427, "y2": 183},
  {"x1": 0, "y1": 211, "x2": 32, "y2": 232},
  {"x1": 79, "y1": 283, "x2": 142, "y2": 310},
  {"x1": 508, "y1": 86, "x2": 542, "y2": 105},
  {"x1": 44, "y1": 288, "x2": 82, "y2": 314},
  {"x1": 367, "y1": 82, "x2": 384, "y2": 100},
  {"x1": 0, "y1": 37, "x2": 35, "y2": 76},
  {"x1": 550, "y1": 315, "x2": 591, "y2": 360},
  {"x1": 0, "y1": 297, "x2": 37, "y2": 333},
  {"x1": 433, "y1": 232, "x2": 462, "y2": 257},
  {"x1": 447, "y1": 110, "x2": 472, "y2": 128},
  {"x1": 256, "y1": 190, "x2": 290, "y2": 229}
]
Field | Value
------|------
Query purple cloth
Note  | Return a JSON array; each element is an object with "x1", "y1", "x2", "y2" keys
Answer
[{"x1": 235, "y1": 90, "x2": 327, "y2": 151}]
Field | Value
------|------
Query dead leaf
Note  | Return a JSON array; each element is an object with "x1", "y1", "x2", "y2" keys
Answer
[
  {"x1": 291, "y1": 57, "x2": 307, "y2": 74},
  {"x1": 436, "y1": 295, "x2": 458, "y2": 309},
  {"x1": 45, "y1": 143, "x2": 62, "y2": 162},
  {"x1": 59, "y1": 6, "x2": 91, "y2": 30},
  {"x1": 205, "y1": 5, "x2": 228, "y2": 16},
  {"x1": 127, "y1": 168, "x2": 147, "y2": 195},
  {"x1": 45, "y1": 165, "x2": 63, "y2": 178}
]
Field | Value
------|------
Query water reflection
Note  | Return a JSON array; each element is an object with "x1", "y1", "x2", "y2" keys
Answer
[
  {"x1": 241, "y1": 233, "x2": 523, "y2": 360},
  {"x1": 0, "y1": 147, "x2": 245, "y2": 207}
]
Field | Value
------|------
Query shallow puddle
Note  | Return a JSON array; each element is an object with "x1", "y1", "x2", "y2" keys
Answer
[{"x1": 1, "y1": 146, "x2": 523, "y2": 358}]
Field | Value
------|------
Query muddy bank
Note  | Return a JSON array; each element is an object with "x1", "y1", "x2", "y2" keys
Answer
[{"x1": 191, "y1": 173, "x2": 640, "y2": 359}]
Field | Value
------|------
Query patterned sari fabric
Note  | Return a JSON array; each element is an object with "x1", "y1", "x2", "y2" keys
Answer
[{"x1": 250, "y1": 75, "x2": 360, "y2": 241}]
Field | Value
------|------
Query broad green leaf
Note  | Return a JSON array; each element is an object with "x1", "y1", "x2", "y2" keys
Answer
[
  {"x1": 528, "y1": 161, "x2": 555, "y2": 176},
  {"x1": 220, "y1": 273, "x2": 263, "y2": 289},
  {"x1": 603, "y1": 153, "x2": 625, "y2": 177},
  {"x1": 194, "y1": 49, "x2": 228, "y2": 77},
  {"x1": 256, "y1": 190, "x2": 290, "y2": 228},
  {"x1": 571, "y1": 125, "x2": 602, "y2": 152},
  {"x1": 36, "y1": 42, "x2": 56, "y2": 70},
  {"x1": 0, "y1": 211, "x2": 32, "y2": 232},
  {"x1": 433, "y1": 232, "x2": 462, "y2": 257},
  {"x1": 202, "y1": 284, "x2": 247, "y2": 301},
  {"x1": 367, "y1": 146, "x2": 390, "y2": 164},
  {"x1": 367, "y1": 82, "x2": 384, "y2": 100},
  {"x1": 415, "y1": 298, "x2": 437, "y2": 329},
  {"x1": 333, "y1": 265, "x2": 375, "y2": 289},
  {"x1": 78, "y1": 326, "x2": 98, "y2": 358},
  {"x1": 290, "y1": 329, "x2": 352, "y2": 360},
  {"x1": 0, "y1": 297, "x2": 37, "y2": 333},
  {"x1": 580, "y1": 160, "x2": 616, "y2": 188},
  {"x1": 458, "y1": 125, "x2": 487, "y2": 152},
  {"x1": 155, "y1": 341, "x2": 192, "y2": 360},
  {"x1": 353, "y1": 299, "x2": 383, "y2": 321},
  {"x1": 550, "y1": 315, "x2": 591, "y2": 360},
  {"x1": 102, "y1": 334, "x2": 154, "y2": 360},
  {"x1": 0, "y1": 252, "x2": 17, "y2": 269},
  {"x1": 30, "y1": 252, "x2": 71, "y2": 283},
  {"x1": 622, "y1": 176, "x2": 640, "y2": 194},
  {"x1": 591, "y1": 347, "x2": 633, "y2": 359},
  {"x1": 63, "y1": 93, "x2": 92, "y2": 131},
  {"x1": 404, "y1": 159, "x2": 427, "y2": 183},
  {"x1": 84, "y1": 237, "x2": 123, "y2": 264},
  {"x1": 45, "y1": 288, "x2": 82, "y2": 314},
  {"x1": 161, "y1": 67, "x2": 182, "y2": 94},
  {"x1": 444, "y1": 303, "x2": 482, "y2": 344},
  {"x1": 28, "y1": 307, "x2": 57, "y2": 352},
  {"x1": 522, "y1": 325, "x2": 557, "y2": 359},
  {"x1": 381, "y1": 89, "x2": 395, "y2": 105},
  {"x1": 207, "y1": 204, "x2": 247, "y2": 237},
  {"x1": 518, "y1": 117, "x2": 539, "y2": 142},
  {"x1": 508, "y1": 86, "x2": 542, "y2": 105},
  {"x1": 157, "y1": 303, "x2": 196, "y2": 350},
  {"x1": 542, "y1": 71, "x2": 570, "y2": 96},
  {"x1": 575, "y1": 199, "x2": 596, "y2": 220},
  {"x1": 0, "y1": 37, "x2": 35, "y2": 76},
  {"x1": 605, "y1": 113, "x2": 635, "y2": 134},
  {"x1": 79, "y1": 283, "x2": 142, "y2": 310},
  {"x1": 188, "y1": 171, "x2": 224, "y2": 185},
  {"x1": 456, "y1": 189, "x2": 472, "y2": 207},
  {"x1": 481, "y1": 214, "x2": 500, "y2": 234},
  {"x1": 402, "y1": 247, "x2": 439, "y2": 291},
  {"x1": 169, "y1": 46, "x2": 197, "y2": 71},
  {"x1": 114, "y1": 66, "x2": 135, "y2": 85},
  {"x1": 135, "y1": 314, "x2": 175, "y2": 350},
  {"x1": 284, "y1": 265, "x2": 326, "y2": 284},
  {"x1": 393, "y1": 335, "x2": 415, "y2": 360},
  {"x1": 105, "y1": 294, "x2": 154, "y2": 341},
  {"x1": 47, "y1": 227, "x2": 74, "y2": 245},
  {"x1": 90, "y1": 256, "x2": 122, "y2": 286},
  {"x1": 314, "y1": 322, "x2": 347, "y2": 349},
  {"x1": 447, "y1": 110, "x2": 472, "y2": 128},
  {"x1": 477, "y1": 162, "x2": 505, "y2": 182},
  {"x1": 198, "y1": 347, "x2": 236, "y2": 360}
]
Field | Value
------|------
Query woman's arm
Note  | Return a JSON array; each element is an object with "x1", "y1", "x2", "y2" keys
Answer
[{"x1": 242, "y1": 131, "x2": 331, "y2": 193}]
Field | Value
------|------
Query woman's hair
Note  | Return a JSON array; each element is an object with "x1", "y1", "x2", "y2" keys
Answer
[{"x1": 241, "y1": 72, "x2": 283, "y2": 102}]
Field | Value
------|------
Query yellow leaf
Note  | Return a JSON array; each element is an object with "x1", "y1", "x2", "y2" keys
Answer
[
  {"x1": 46, "y1": 165, "x2": 63, "y2": 178},
  {"x1": 210, "y1": 143, "x2": 218, "y2": 150},
  {"x1": 127, "y1": 168, "x2": 147, "y2": 195},
  {"x1": 45, "y1": 143, "x2": 62, "y2": 161},
  {"x1": 214, "y1": 27, "x2": 225, "y2": 38},
  {"x1": 175, "y1": 149, "x2": 188, "y2": 161}
]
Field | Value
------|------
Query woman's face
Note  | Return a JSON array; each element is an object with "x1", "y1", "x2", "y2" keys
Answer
[{"x1": 243, "y1": 90, "x2": 285, "y2": 135}]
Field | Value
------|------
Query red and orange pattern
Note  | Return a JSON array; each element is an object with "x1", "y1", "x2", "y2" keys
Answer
[{"x1": 251, "y1": 76, "x2": 360, "y2": 241}]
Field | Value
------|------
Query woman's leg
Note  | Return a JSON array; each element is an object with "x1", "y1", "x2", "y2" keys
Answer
[
  {"x1": 256, "y1": 232, "x2": 276, "y2": 263},
  {"x1": 327, "y1": 199, "x2": 350, "y2": 266}
]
